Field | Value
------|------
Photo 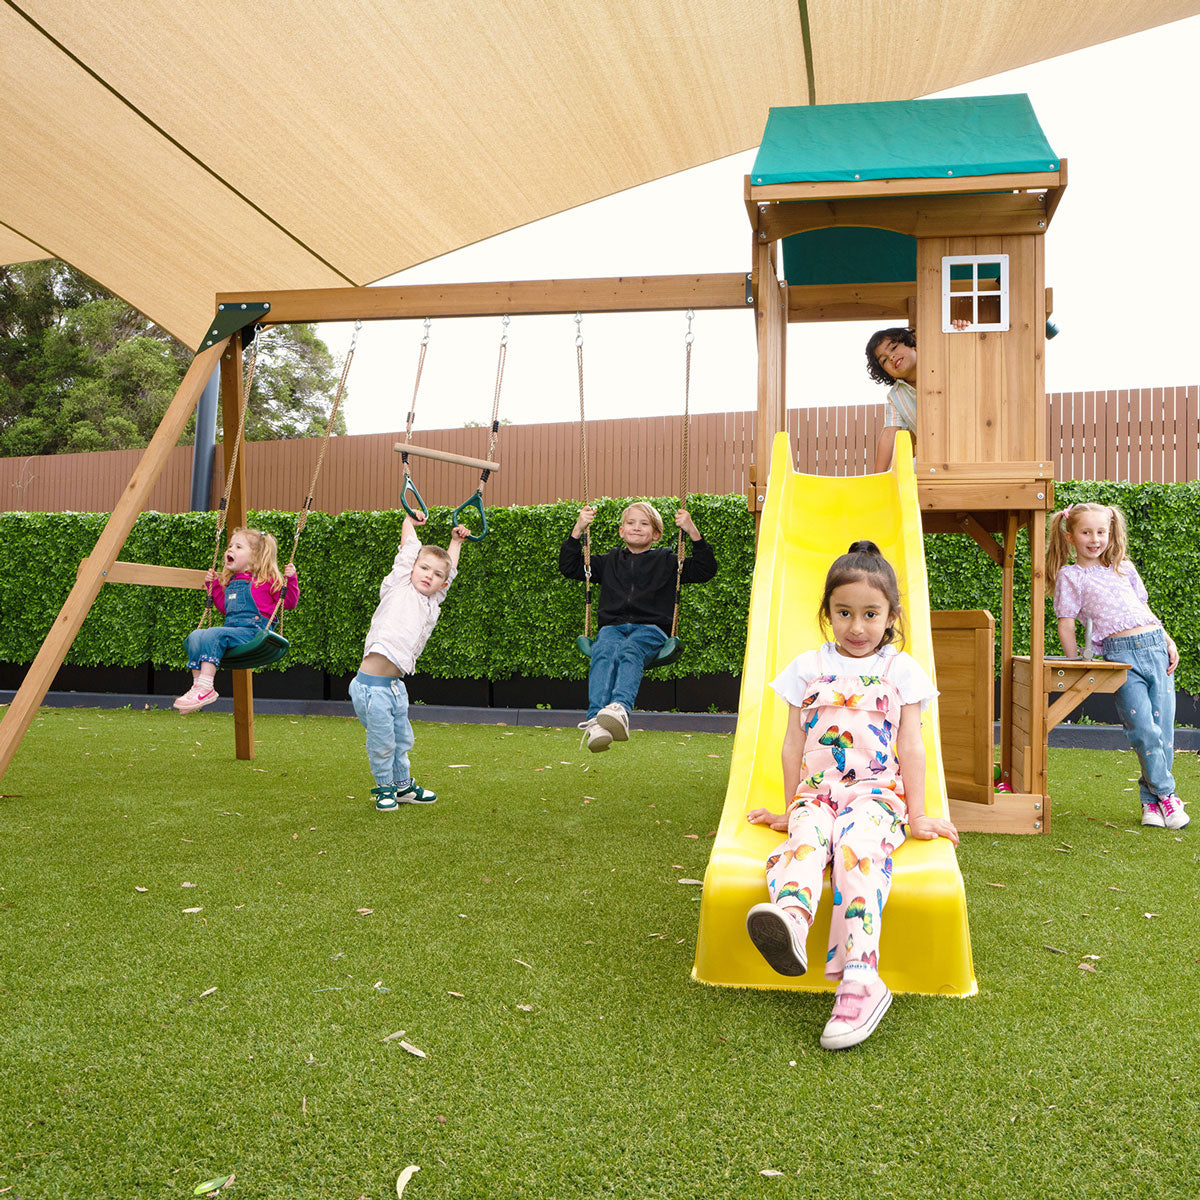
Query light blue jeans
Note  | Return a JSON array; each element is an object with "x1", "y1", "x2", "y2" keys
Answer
[
  {"x1": 587, "y1": 623, "x2": 668, "y2": 719},
  {"x1": 349, "y1": 671, "x2": 413, "y2": 788},
  {"x1": 1103, "y1": 628, "x2": 1176, "y2": 806}
]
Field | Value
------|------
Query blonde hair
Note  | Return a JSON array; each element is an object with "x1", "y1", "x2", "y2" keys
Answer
[
  {"x1": 1046, "y1": 503, "x2": 1129, "y2": 587},
  {"x1": 621, "y1": 501, "x2": 664, "y2": 539},
  {"x1": 416, "y1": 544, "x2": 452, "y2": 569},
  {"x1": 220, "y1": 527, "x2": 285, "y2": 590}
]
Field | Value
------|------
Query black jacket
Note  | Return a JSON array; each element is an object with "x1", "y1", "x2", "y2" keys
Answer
[{"x1": 558, "y1": 535, "x2": 717, "y2": 632}]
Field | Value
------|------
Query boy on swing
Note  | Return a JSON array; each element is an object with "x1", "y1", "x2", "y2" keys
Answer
[{"x1": 560, "y1": 501, "x2": 717, "y2": 751}]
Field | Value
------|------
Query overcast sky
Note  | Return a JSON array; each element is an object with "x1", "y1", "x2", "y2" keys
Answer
[{"x1": 323, "y1": 16, "x2": 1200, "y2": 436}]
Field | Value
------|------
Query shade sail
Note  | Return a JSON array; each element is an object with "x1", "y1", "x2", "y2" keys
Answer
[{"x1": 1, "y1": 1, "x2": 1196, "y2": 347}]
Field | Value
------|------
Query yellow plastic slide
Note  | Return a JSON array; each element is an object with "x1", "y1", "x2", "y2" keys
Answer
[{"x1": 693, "y1": 432, "x2": 975, "y2": 996}]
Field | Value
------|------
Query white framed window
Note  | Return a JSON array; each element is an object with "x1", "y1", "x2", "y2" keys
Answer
[{"x1": 941, "y1": 255, "x2": 1009, "y2": 332}]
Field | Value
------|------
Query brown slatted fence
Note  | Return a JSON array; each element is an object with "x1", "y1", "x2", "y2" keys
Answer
[{"x1": 3, "y1": 386, "x2": 1198, "y2": 514}]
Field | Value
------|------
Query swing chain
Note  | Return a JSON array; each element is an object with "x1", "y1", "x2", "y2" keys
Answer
[
  {"x1": 574, "y1": 311, "x2": 592, "y2": 637},
  {"x1": 480, "y1": 315, "x2": 508, "y2": 487},
  {"x1": 672, "y1": 310, "x2": 694, "y2": 638},
  {"x1": 269, "y1": 319, "x2": 360, "y2": 627},
  {"x1": 201, "y1": 323, "x2": 266, "y2": 628},
  {"x1": 404, "y1": 318, "x2": 431, "y2": 449}
]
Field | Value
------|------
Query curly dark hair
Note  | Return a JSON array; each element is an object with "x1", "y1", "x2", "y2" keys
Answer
[{"x1": 865, "y1": 327, "x2": 916, "y2": 387}]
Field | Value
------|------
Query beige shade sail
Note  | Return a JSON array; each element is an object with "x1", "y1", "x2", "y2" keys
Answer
[{"x1": 2, "y1": 0, "x2": 1197, "y2": 347}]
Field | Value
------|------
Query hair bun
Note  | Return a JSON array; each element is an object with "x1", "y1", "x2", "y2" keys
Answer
[{"x1": 847, "y1": 539, "x2": 882, "y2": 556}]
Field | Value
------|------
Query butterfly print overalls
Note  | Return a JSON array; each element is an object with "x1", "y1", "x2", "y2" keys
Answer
[{"x1": 765, "y1": 651, "x2": 908, "y2": 979}]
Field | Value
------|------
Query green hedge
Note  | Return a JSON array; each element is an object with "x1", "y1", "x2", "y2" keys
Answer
[{"x1": 2, "y1": 481, "x2": 1197, "y2": 692}]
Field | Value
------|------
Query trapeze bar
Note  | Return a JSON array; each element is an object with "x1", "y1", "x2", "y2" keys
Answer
[{"x1": 393, "y1": 443, "x2": 501, "y2": 472}]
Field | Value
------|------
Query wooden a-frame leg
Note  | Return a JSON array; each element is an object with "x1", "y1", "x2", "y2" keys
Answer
[{"x1": 0, "y1": 339, "x2": 230, "y2": 783}]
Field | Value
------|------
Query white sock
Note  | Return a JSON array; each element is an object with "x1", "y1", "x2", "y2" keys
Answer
[{"x1": 841, "y1": 960, "x2": 879, "y2": 985}]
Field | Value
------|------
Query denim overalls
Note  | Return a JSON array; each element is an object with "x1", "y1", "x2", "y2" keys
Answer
[{"x1": 185, "y1": 577, "x2": 269, "y2": 669}]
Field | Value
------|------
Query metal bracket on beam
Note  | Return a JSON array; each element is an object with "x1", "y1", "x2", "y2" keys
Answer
[
  {"x1": 200, "y1": 301, "x2": 272, "y2": 350},
  {"x1": 745, "y1": 273, "x2": 754, "y2": 305}
]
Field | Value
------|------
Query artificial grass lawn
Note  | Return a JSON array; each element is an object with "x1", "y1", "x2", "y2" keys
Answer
[{"x1": 1, "y1": 707, "x2": 1198, "y2": 1200}]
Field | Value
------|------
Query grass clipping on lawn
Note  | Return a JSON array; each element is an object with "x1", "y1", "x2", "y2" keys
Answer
[{"x1": 0, "y1": 707, "x2": 1197, "y2": 1198}]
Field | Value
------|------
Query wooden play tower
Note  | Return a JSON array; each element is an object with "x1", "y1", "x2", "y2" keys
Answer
[{"x1": 744, "y1": 94, "x2": 1127, "y2": 833}]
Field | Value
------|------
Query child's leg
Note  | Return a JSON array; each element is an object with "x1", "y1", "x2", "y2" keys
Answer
[
  {"x1": 765, "y1": 801, "x2": 835, "y2": 927},
  {"x1": 389, "y1": 681, "x2": 415, "y2": 786},
  {"x1": 1112, "y1": 650, "x2": 1176, "y2": 806},
  {"x1": 607, "y1": 624, "x2": 668, "y2": 715},
  {"x1": 586, "y1": 626, "x2": 623, "y2": 719},
  {"x1": 177, "y1": 630, "x2": 225, "y2": 710},
  {"x1": 748, "y1": 800, "x2": 834, "y2": 975},
  {"x1": 348, "y1": 675, "x2": 398, "y2": 788},
  {"x1": 825, "y1": 794, "x2": 906, "y2": 982}
]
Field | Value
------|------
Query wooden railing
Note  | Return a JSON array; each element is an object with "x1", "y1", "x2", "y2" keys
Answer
[{"x1": 2, "y1": 386, "x2": 1196, "y2": 514}]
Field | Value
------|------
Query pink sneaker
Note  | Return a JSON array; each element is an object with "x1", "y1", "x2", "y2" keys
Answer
[
  {"x1": 1157, "y1": 794, "x2": 1190, "y2": 830},
  {"x1": 820, "y1": 975, "x2": 892, "y2": 1050},
  {"x1": 174, "y1": 683, "x2": 219, "y2": 713},
  {"x1": 1141, "y1": 801, "x2": 1165, "y2": 828}
]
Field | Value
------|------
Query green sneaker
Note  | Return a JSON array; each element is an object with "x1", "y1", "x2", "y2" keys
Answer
[
  {"x1": 396, "y1": 781, "x2": 437, "y2": 805},
  {"x1": 371, "y1": 785, "x2": 398, "y2": 812}
]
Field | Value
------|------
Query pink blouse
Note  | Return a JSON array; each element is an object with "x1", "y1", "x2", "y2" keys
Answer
[{"x1": 1053, "y1": 561, "x2": 1158, "y2": 654}]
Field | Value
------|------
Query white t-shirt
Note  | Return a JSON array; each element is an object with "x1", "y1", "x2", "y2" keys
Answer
[
  {"x1": 769, "y1": 642, "x2": 938, "y2": 712},
  {"x1": 363, "y1": 534, "x2": 456, "y2": 675}
]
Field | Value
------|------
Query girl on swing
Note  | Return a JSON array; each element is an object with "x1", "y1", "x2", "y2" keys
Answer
[{"x1": 174, "y1": 527, "x2": 299, "y2": 713}]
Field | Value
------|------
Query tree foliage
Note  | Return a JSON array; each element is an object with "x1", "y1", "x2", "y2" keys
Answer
[{"x1": 0, "y1": 261, "x2": 345, "y2": 456}]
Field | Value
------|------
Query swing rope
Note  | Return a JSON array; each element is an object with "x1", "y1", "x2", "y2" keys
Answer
[
  {"x1": 669, "y1": 309, "x2": 694, "y2": 639},
  {"x1": 451, "y1": 314, "x2": 509, "y2": 540},
  {"x1": 267, "y1": 318, "x2": 361, "y2": 626},
  {"x1": 574, "y1": 313, "x2": 593, "y2": 638},
  {"x1": 397, "y1": 318, "x2": 432, "y2": 519},
  {"x1": 200, "y1": 326, "x2": 266, "y2": 630}
]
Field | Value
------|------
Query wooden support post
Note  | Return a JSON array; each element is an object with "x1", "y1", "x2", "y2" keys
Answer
[
  {"x1": 998, "y1": 511, "x2": 1019, "y2": 789},
  {"x1": 754, "y1": 240, "x2": 787, "y2": 512},
  {"x1": 1029, "y1": 507, "x2": 1048, "y2": 831},
  {"x1": 219, "y1": 340, "x2": 256, "y2": 761},
  {"x1": 0, "y1": 340, "x2": 230, "y2": 783}
]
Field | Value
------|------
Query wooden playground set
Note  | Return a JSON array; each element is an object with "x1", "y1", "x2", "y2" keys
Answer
[{"x1": 0, "y1": 94, "x2": 1127, "y2": 842}]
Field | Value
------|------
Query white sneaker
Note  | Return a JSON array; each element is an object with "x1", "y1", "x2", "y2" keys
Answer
[
  {"x1": 577, "y1": 719, "x2": 613, "y2": 753},
  {"x1": 1157, "y1": 794, "x2": 1190, "y2": 830},
  {"x1": 1141, "y1": 801, "x2": 1165, "y2": 828},
  {"x1": 745, "y1": 902, "x2": 808, "y2": 976},
  {"x1": 595, "y1": 703, "x2": 630, "y2": 742}
]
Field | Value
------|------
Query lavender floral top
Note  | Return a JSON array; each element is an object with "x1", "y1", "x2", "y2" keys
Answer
[{"x1": 1053, "y1": 561, "x2": 1159, "y2": 655}]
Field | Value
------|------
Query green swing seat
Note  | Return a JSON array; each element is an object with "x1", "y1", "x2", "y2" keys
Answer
[
  {"x1": 219, "y1": 627, "x2": 290, "y2": 671},
  {"x1": 575, "y1": 634, "x2": 682, "y2": 670}
]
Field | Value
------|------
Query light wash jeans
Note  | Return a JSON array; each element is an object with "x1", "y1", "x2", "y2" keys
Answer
[
  {"x1": 587, "y1": 623, "x2": 668, "y2": 719},
  {"x1": 1103, "y1": 628, "x2": 1176, "y2": 806},
  {"x1": 349, "y1": 671, "x2": 413, "y2": 788}
]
